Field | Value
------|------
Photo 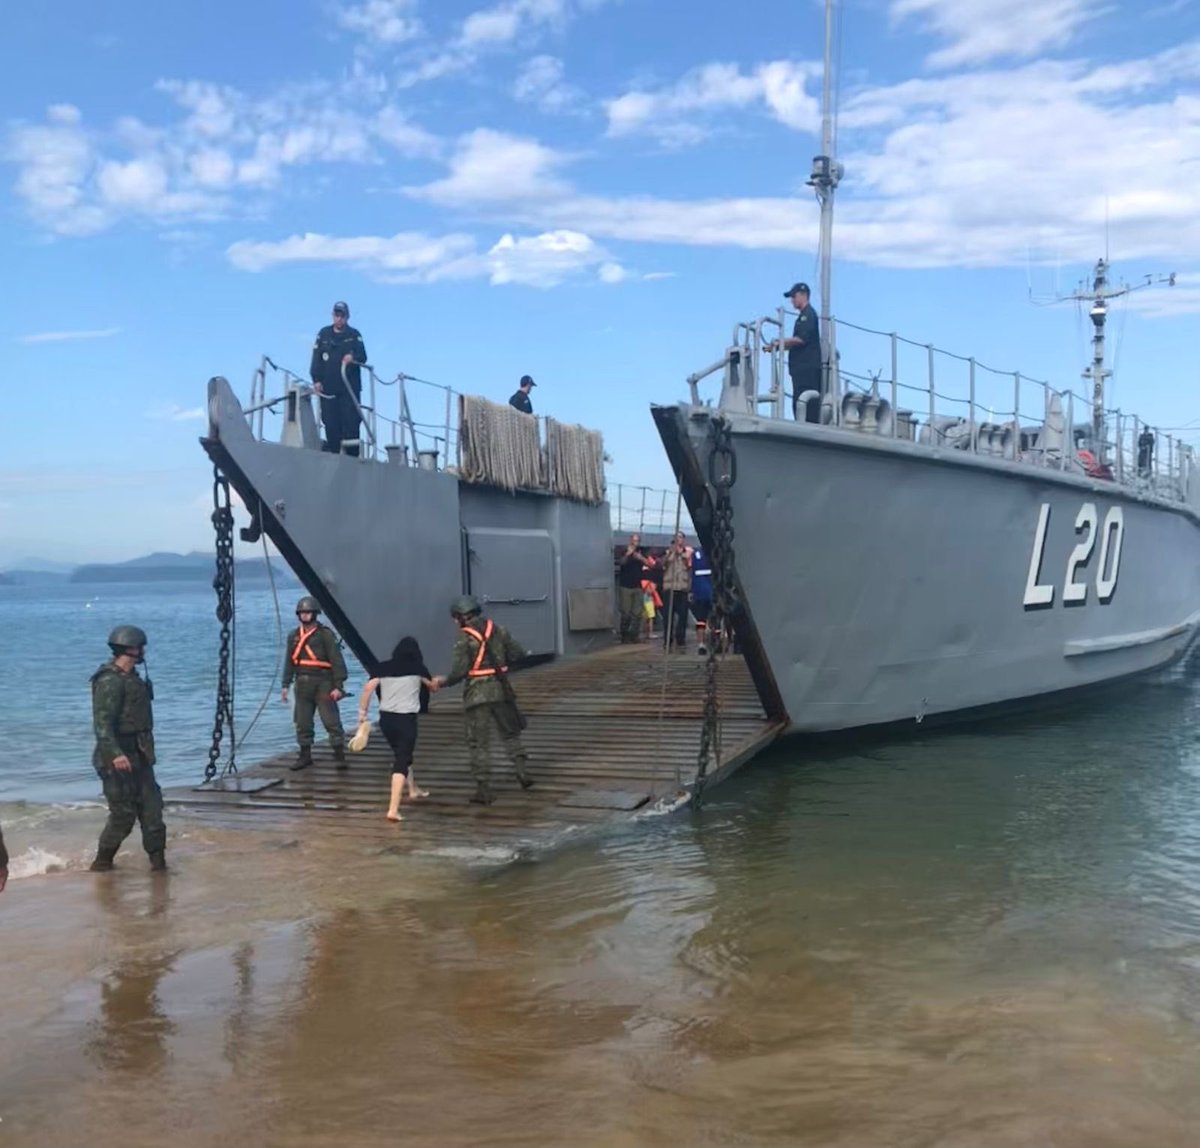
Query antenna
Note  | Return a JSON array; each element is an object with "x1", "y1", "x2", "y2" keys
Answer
[
  {"x1": 807, "y1": 0, "x2": 843, "y2": 409},
  {"x1": 1051, "y1": 257, "x2": 1175, "y2": 462}
]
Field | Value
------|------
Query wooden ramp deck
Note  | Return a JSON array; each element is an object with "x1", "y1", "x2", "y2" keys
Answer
[{"x1": 165, "y1": 644, "x2": 786, "y2": 860}]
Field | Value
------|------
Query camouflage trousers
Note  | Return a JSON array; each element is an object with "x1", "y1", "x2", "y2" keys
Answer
[
  {"x1": 98, "y1": 759, "x2": 166, "y2": 856},
  {"x1": 464, "y1": 702, "x2": 530, "y2": 787},
  {"x1": 618, "y1": 586, "x2": 643, "y2": 643},
  {"x1": 293, "y1": 673, "x2": 345, "y2": 749}
]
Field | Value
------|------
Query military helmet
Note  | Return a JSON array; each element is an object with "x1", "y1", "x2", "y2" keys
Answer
[
  {"x1": 108, "y1": 624, "x2": 148, "y2": 651},
  {"x1": 295, "y1": 596, "x2": 321, "y2": 616},
  {"x1": 450, "y1": 594, "x2": 481, "y2": 618}
]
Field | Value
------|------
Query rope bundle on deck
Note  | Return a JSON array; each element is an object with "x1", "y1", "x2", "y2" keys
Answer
[
  {"x1": 458, "y1": 395, "x2": 543, "y2": 492},
  {"x1": 457, "y1": 395, "x2": 607, "y2": 505},
  {"x1": 546, "y1": 418, "x2": 606, "y2": 504}
]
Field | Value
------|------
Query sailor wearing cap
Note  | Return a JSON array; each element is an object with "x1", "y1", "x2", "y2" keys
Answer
[
  {"x1": 765, "y1": 282, "x2": 823, "y2": 423},
  {"x1": 310, "y1": 300, "x2": 369, "y2": 455},
  {"x1": 508, "y1": 374, "x2": 536, "y2": 414}
]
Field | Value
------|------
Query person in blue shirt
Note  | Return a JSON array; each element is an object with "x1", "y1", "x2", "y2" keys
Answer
[{"x1": 690, "y1": 544, "x2": 713, "y2": 653}]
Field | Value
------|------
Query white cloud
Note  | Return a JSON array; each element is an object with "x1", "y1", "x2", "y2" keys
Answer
[
  {"x1": 605, "y1": 61, "x2": 820, "y2": 144},
  {"x1": 513, "y1": 55, "x2": 579, "y2": 113},
  {"x1": 6, "y1": 79, "x2": 442, "y2": 235},
  {"x1": 372, "y1": 106, "x2": 443, "y2": 158},
  {"x1": 148, "y1": 404, "x2": 207, "y2": 422},
  {"x1": 460, "y1": 0, "x2": 566, "y2": 48},
  {"x1": 226, "y1": 230, "x2": 479, "y2": 278},
  {"x1": 226, "y1": 225, "x2": 629, "y2": 288},
  {"x1": 891, "y1": 0, "x2": 1096, "y2": 69},
  {"x1": 405, "y1": 41, "x2": 1200, "y2": 273},
  {"x1": 407, "y1": 128, "x2": 571, "y2": 206},
  {"x1": 392, "y1": 0, "x2": 602, "y2": 90},
  {"x1": 19, "y1": 327, "x2": 121, "y2": 345},
  {"x1": 1123, "y1": 272, "x2": 1200, "y2": 318},
  {"x1": 336, "y1": 0, "x2": 423, "y2": 44},
  {"x1": 487, "y1": 229, "x2": 624, "y2": 286}
]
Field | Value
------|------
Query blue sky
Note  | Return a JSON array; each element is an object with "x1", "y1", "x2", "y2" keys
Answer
[{"x1": 4, "y1": 0, "x2": 1199, "y2": 564}]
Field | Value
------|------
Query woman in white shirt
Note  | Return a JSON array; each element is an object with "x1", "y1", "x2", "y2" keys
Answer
[{"x1": 357, "y1": 636, "x2": 433, "y2": 821}]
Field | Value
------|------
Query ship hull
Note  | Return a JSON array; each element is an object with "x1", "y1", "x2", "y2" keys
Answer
[
  {"x1": 657, "y1": 406, "x2": 1200, "y2": 732},
  {"x1": 203, "y1": 377, "x2": 616, "y2": 674}
]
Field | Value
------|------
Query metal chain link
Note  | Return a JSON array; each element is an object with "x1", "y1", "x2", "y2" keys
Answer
[
  {"x1": 205, "y1": 465, "x2": 236, "y2": 783},
  {"x1": 693, "y1": 417, "x2": 738, "y2": 807}
]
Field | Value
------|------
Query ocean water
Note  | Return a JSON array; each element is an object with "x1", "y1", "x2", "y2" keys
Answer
[
  {"x1": 0, "y1": 581, "x2": 311, "y2": 804},
  {"x1": 4, "y1": 582, "x2": 1200, "y2": 1145}
]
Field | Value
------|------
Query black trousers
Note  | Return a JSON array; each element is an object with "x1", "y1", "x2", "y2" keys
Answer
[
  {"x1": 320, "y1": 386, "x2": 362, "y2": 456},
  {"x1": 380, "y1": 711, "x2": 418, "y2": 775},
  {"x1": 791, "y1": 366, "x2": 823, "y2": 424},
  {"x1": 662, "y1": 589, "x2": 689, "y2": 649}
]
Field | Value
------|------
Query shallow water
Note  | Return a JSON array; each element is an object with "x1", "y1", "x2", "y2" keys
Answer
[{"x1": 4, "y1": 649, "x2": 1200, "y2": 1146}]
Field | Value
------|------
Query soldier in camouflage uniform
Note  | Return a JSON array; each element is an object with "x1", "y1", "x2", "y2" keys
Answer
[
  {"x1": 281, "y1": 595, "x2": 348, "y2": 770},
  {"x1": 433, "y1": 595, "x2": 534, "y2": 805},
  {"x1": 90, "y1": 625, "x2": 166, "y2": 872}
]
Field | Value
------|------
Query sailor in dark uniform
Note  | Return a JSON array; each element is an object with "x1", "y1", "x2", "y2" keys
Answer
[
  {"x1": 766, "y1": 282, "x2": 824, "y2": 423},
  {"x1": 310, "y1": 300, "x2": 368, "y2": 455},
  {"x1": 508, "y1": 374, "x2": 536, "y2": 414}
]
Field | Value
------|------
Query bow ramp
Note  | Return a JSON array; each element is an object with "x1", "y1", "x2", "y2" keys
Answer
[{"x1": 165, "y1": 645, "x2": 785, "y2": 859}]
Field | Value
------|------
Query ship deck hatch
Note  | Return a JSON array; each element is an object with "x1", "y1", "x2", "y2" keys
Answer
[{"x1": 164, "y1": 644, "x2": 785, "y2": 858}]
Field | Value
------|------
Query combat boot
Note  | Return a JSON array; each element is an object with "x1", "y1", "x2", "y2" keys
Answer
[
  {"x1": 149, "y1": 851, "x2": 167, "y2": 872},
  {"x1": 291, "y1": 746, "x2": 313, "y2": 771},
  {"x1": 515, "y1": 761, "x2": 535, "y2": 790},
  {"x1": 469, "y1": 784, "x2": 495, "y2": 805},
  {"x1": 89, "y1": 846, "x2": 117, "y2": 872},
  {"x1": 333, "y1": 744, "x2": 347, "y2": 770}
]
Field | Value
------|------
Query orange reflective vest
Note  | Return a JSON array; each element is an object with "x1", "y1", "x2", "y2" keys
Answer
[
  {"x1": 462, "y1": 620, "x2": 506, "y2": 678},
  {"x1": 291, "y1": 625, "x2": 333, "y2": 670}
]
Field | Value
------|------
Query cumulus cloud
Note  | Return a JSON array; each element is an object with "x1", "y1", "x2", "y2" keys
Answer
[
  {"x1": 487, "y1": 229, "x2": 622, "y2": 286},
  {"x1": 605, "y1": 61, "x2": 821, "y2": 145},
  {"x1": 336, "y1": 0, "x2": 423, "y2": 45},
  {"x1": 891, "y1": 0, "x2": 1096, "y2": 69},
  {"x1": 225, "y1": 225, "x2": 631, "y2": 288},
  {"x1": 402, "y1": 40, "x2": 1200, "y2": 284},
  {"x1": 407, "y1": 128, "x2": 571, "y2": 206},
  {"x1": 5, "y1": 80, "x2": 441, "y2": 235},
  {"x1": 513, "y1": 55, "x2": 579, "y2": 112}
]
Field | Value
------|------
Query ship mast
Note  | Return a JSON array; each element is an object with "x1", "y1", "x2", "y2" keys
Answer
[
  {"x1": 1062, "y1": 258, "x2": 1175, "y2": 462},
  {"x1": 807, "y1": 0, "x2": 843, "y2": 398}
]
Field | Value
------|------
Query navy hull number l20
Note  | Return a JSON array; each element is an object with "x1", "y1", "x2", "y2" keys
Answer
[{"x1": 1023, "y1": 502, "x2": 1123, "y2": 609}]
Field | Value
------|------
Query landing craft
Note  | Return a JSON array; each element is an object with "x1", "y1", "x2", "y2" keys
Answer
[{"x1": 650, "y1": 0, "x2": 1199, "y2": 733}]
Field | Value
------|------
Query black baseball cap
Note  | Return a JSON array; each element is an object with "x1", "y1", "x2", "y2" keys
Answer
[
  {"x1": 332, "y1": 300, "x2": 349, "y2": 316},
  {"x1": 783, "y1": 282, "x2": 810, "y2": 297},
  {"x1": 520, "y1": 374, "x2": 536, "y2": 387}
]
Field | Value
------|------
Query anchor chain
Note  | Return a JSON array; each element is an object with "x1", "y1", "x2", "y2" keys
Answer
[
  {"x1": 693, "y1": 417, "x2": 738, "y2": 807},
  {"x1": 205, "y1": 465, "x2": 236, "y2": 783}
]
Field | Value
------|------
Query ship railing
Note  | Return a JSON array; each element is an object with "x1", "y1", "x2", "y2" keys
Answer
[
  {"x1": 691, "y1": 314, "x2": 1193, "y2": 505},
  {"x1": 243, "y1": 354, "x2": 464, "y2": 470},
  {"x1": 610, "y1": 484, "x2": 697, "y2": 538},
  {"x1": 240, "y1": 355, "x2": 612, "y2": 504}
]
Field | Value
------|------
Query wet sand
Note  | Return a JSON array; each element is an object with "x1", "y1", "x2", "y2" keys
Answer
[{"x1": 5, "y1": 718, "x2": 1200, "y2": 1148}]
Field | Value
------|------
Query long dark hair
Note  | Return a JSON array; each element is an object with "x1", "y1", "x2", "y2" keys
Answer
[
  {"x1": 375, "y1": 635, "x2": 428, "y2": 678},
  {"x1": 373, "y1": 635, "x2": 431, "y2": 713}
]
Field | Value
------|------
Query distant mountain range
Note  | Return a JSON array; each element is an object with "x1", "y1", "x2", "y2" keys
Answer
[{"x1": 0, "y1": 551, "x2": 300, "y2": 586}]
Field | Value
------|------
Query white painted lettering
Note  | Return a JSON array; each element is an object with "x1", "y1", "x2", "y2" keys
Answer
[
  {"x1": 1023, "y1": 503, "x2": 1055, "y2": 608},
  {"x1": 1063, "y1": 502, "x2": 1098, "y2": 604},
  {"x1": 1095, "y1": 506, "x2": 1124, "y2": 602}
]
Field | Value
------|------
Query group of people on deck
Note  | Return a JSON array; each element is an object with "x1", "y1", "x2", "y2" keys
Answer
[{"x1": 616, "y1": 531, "x2": 716, "y2": 653}]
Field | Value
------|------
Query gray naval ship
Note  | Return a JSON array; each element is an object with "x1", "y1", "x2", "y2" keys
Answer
[
  {"x1": 201, "y1": 0, "x2": 1198, "y2": 744},
  {"x1": 202, "y1": 365, "x2": 617, "y2": 678},
  {"x1": 649, "y1": 0, "x2": 1200, "y2": 733}
]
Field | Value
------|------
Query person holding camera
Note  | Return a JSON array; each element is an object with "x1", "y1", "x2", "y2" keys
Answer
[{"x1": 661, "y1": 531, "x2": 692, "y2": 652}]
